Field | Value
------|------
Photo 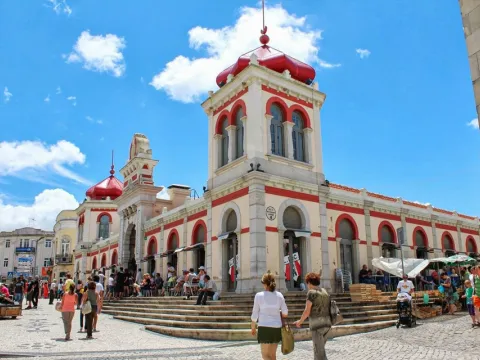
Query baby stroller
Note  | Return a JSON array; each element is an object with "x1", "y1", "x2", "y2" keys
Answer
[{"x1": 396, "y1": 293, "x2": 416, "y2": 328}]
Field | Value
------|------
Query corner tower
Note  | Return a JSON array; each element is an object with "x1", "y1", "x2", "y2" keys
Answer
[{"x1": 202, "y1": 17, "x2": 331, "y2": 293}]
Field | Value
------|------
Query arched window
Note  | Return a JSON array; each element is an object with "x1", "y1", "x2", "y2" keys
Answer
[
  {"x1": 339, "y1": 219, "x2": 355, "y2": 240},
  {"x1": 169, "y1": 233, "x2": 178, "y2": 251},
  {"x1": 98, "y1": 215, "x2": 110, "y2": 239},
  {"x1": 235, "y1": 107, "x2": 244, "y2": 159},
  {"x1": 101, "y1": 254, "x2": 107, "y2": 268},
  {"x1": 194, "y1": 225, "x2": 205, "y2": 244},
  {"x1": 61, "y1": 238, "x2": 70, "y2": 256},
  {"x1": 270, "y1": 104, "x2": 285, "y2": 156},
  {"x1": 92, "y1": 257, "x2": 97, "y2": 270},
  {"x1": 111, "y1": 251, "x2": 118, "y2": 266},
  {"x1": 415, "y1": 230, "x2": 426, "y2": 247},
  {"x1": 283, "y1": 206, "x2": 303, "y2": 230},
  {"x1": 467, "y1": 237, "x2": 477, "y2": 254},
  {"x1": 292, "y1": 111, "x2": 305, "y2": 162},
  {"x1": 220, "y1": 117, "x2": 229, "y2": 167},
  {"x1": 226, "y1": 211, "x2": 237, "y2": 233},
  {"x1": 78, "y1": 222, "x2": 84, "y2": 243},
  {"x1": 148, "y1": 238, "x2": 157, "y2": 256},
  {"x1": 380, "y1": 225, "x2": 394, "y2": 244},
  {"x1": 442, "y1": 233, "x2": 455, "y2": 256}
]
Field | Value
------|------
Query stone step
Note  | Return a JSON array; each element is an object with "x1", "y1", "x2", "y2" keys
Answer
[
  {"x1": 114, "y1": 315, "x2": 258, "y2": 329},
  {"x1": 102, "y1": 303, "x2": 307, "y2": 311},
  {"x1": 143, "y1": 320, "x2": 396, "y2": 341},
  {"x1": 102, "y1": 307, "x2": 306, "y2": 317}
]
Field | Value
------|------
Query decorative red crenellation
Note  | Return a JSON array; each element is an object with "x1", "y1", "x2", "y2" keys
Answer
[
  {"x1": 164, "y1": 219, "x2": 184, "y2": 231},
  {"x1": 266, "y1": 226, "x2": 278, "y2": 232},
  {"x1": 436, "y1": 223, "x2": 457, "y2": 232},
  {"x1": 403, "y1": 200, "x2": 428, "y2": 209},
  {"x1": 109, "y1": 243, "x2": 118, "y2": 250},
  {"x1": 461, "y1": 228, "x2": 478, "y2": 236},
  {"x1": 100, "y1": 247, "x2": 109, "y2": 254},
  {"x1": 311, "y1": 232, "x2": 321, "y2": 237},
  {"x1": 328, "y1": 183, "x2": 361, "y2": 194},
  {"x1": 187, "y1": 209, "x2": 207, "y2": 222},
  {"x1": 433, "y1": 207, "x2": 454, "y2": 216},
  {"x1": 240, "y1": 227, "x2": 250, "y2": 234},
  {"x1": 262, "y1": 85, "x2": 313, "y2": 109},
  {"x1": 142, "y1": 174, "x2": 152, "y2": 179},
  {"x1": 366, "y1": 192, "x2": 397, "y2": 202},
  {"x1": 213, "y1": 88, "x2": 249, "y2": 116},
  {"x1": 132, "y1": 174, "x2": 138, "y2": 181}
]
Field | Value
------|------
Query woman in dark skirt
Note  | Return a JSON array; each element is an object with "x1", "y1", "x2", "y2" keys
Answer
[{"x1": 251, "y1": 272, "x2": 288, "y2": 360}]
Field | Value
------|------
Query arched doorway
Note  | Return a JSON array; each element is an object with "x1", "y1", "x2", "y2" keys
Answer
[
  {"x1": 224, "y1": 210, "x2": 238, "y2": 292},
  {"x1": 414, "y1": 228, "x2": 428, "y2": 259},
  {"x1": 127, "y1": 225, "x2": 137, "y2": 274},
  {"x1": 167, "y1": 232, "x2": 179, "y2": 272},
  {"x1": 92, "y1": 257, "x2": 97, "y2": 272},
  {"x1": 379, "y1": 223, "x2": 396, "y2": 258},
  {"x1": 283, "y1": 206, "x2": 305, "y2": 290},
  {"x1": 192, "y1": 222, "x2": 206, "y2": 270},
  {"x1": 101, "y1": 254, "x2": 107, "y2": 268},
  {"x1": 147, "y1": 238, "x2": 157, "y2": 274},
  {"x1": 337, "y1": 217, "x2": 356, "y2": 279},
  {"x1": 442, "y1": 233, "x2": 456, "y2": 257}
]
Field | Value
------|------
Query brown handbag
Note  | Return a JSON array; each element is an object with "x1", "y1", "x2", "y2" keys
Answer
[{"x1": 279, "y1": 311, "x2": 295, "y2": 355}]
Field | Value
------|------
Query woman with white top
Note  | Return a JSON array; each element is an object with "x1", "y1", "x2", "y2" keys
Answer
[{"x1": 251, "y1": 272, "x2": 288, "y2": 360}]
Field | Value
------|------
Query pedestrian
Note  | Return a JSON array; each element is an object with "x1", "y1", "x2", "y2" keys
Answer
[
  {"x1": 115, "y1": 268, "x2": 125, "y2": 299},
  {"x1": 42, "y1": 281, "x2": 48, "y2": 299},
  {"x1": 93, "y1": 275, "x2": 104, "y2": 332},
  {"x1": 49, "y1": 279, "x2": 57, "y2": 305},
  {"x1": 32, "y1": 276, "x2": 40, "y2": 308},
  {"x1": 195, "y1": 275, "x2": 217, "y2": 306},
  {"x1": 14, "y1": 277, "x2": 25, "y2": 307},
  {"x1": 294, "y1": 272, "x2": 332, "y2": 360},
  {"x1": 462, "y1": 280, "x2": 476, "y2": 327},
  {"x1": 76, "y1": 280, "x2": 84, "y2": 309},
  {"x1": 57, "y1": 279, "x2": 63, "y2": 299},
  {"x1": 250, "y1": 272, "x2": 288, "y2": 360},
  {"x1": 78, "y1": 281, "x2": 88, "y2": 333},
  {"x1": 82, "y1": 281, "x2": 99, "y2": 340},
  {"x1": 61, "y1": 283, "x2": 77, "y2": 341}
]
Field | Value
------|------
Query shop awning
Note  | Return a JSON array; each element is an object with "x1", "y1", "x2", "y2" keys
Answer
[
  {"x1": 294, "y1": 230, "x2": 311, "y2": 238},
  {"x1": 184, "y1": 243, "x2": 205, "y2": 252},
  {"x1": 217, "y1": 233, "x2": 230, "y2": 241},
  {"x1": 174, "y1": 247, "x2": 185, "y2": 253},
  {"x1": 372, "y1": 257, "x2": 430, "y2": 278},
  {"x1": 160, "y1": 250, "x2": 174, "y2": 258}
]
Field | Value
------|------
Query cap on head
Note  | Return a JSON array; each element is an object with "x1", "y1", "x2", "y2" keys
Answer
[{"x1": 198, "y1": 266, "x2": 205, "y2": 270}]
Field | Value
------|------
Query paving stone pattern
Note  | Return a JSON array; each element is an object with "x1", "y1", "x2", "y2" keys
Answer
[{"x1": 1, "y1": 299, "x2": 479, "y2": 360}]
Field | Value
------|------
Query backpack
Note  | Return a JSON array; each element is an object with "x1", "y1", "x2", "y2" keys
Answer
[{"x1": 329, "y1": 299, "x2": 343, "y2": 325}]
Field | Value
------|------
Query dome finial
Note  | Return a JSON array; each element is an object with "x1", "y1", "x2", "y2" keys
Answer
[
  {"x1": 260, "y1": 0, "x2": 270, "y2": 46},
  {"x1": 110, "y1": 150, "x2": 115, "y2": 176}
]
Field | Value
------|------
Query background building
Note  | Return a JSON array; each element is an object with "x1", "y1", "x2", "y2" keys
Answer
[
  {"x1": 52, "y1": 210, "x2": 78, "y2": 282},
  {"x1": 0, "y1": 227, "x2": 55, "y2": 281}
]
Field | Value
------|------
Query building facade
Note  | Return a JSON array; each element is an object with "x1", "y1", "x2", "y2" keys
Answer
[
  {"x1": 0, "y1": 227, "x2": 55, "y2": 280},
  {"x1": 71, "y1": 30, "x2": 480, "y2": 293}
]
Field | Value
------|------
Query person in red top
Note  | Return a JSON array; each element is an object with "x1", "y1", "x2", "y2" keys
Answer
[
  {"x1": 0, "y1": 283, "x2": 10, "y2": 297},
  {"x1": 60, "y1": 283, "x2": 78, "y2": 341}
]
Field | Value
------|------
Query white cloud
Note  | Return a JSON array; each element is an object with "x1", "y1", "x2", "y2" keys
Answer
[
  {"x1": 44, "y1": 95, "x2": 50, "y2": 103},
  {"x1": 356, "y1": 48, "x2": 371, "y2": 59},
  {"x1": 467, "y1": 118, "x2": 479, "y2": 129},
  {"x1": 150, "y1": 4, "x2": 338, "y2": 103},
  {"x1": 46, "y1": 0, "x2": 72, "y2": 16},
  {"x1": 65, "y1": 30, "x2": 126, "y2": 77},
  {"x1": 67, "y1": 96, "x2": 76, "y2": 101},
  {"x1": 156, "y1": 187, "x2": 170, "y2": 200},
  {"x1": 0, "y1": 189, "x2": 78, "y2": 231},
  {"x1": 0, "y1": 140, "x2": 90, "y2": 185},
  {"x1": 3, "y1": 87, "x2": 12, "y2": 103},
  {"x1": 56, "y1": 86, "x2": 62, "y2": 95},
  {"x1": 86, "y1": 115, "x2": 103, "y2": 125}
]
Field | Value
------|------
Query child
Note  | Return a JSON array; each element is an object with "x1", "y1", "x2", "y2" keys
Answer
[{"x1": 462, "y1": 280, "x2": 475, "y2": 327}]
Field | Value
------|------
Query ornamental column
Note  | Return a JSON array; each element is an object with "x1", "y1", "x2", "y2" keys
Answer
[
  {"x1": 303, "y1": 128, "x2": 313, "y2": 165},
  {"x1": 283, "y1": 121, "x2": 294, "y2": 159},
  {"x1": 277, "y1": 230, "x2": 287, "y2": 292},
  {"x1": 431, "y1": 214, "x2": 440, "y2": 257},
  {"x1": 319, "y1": 198, "x2": 331, "y2": 291},
  {"x1": 213, "y1": 134, "x2": 222, "y2": 170},
  {"x1": 363, "y1": 200, "x2": 374, "y2": 267},
  {"x1": 265, "y1": 114, "x2": 273, "y2": 155},
  {"x1": 456, "y1": 220, "x2": 464, "y2": 253},
  {"x1": 226, "y1": 125, "x2": 237, "y2": 162}
]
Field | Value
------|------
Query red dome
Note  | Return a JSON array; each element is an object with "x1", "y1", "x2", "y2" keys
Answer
[
  {"x1": 86, "y1": 165, "x2": 123, "y2": 200},
  {"x1": 216, "y1": 45, "x2": 316, "y2": 87}
]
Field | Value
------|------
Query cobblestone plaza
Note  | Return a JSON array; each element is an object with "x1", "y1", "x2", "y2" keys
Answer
[{"x1": 2, "y1": 299, "x2": 480, "y2": 360}]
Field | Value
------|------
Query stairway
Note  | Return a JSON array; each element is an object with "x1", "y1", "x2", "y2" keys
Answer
[{"x1": 100, "y1": 291, "x2": 419, "y2": 341}]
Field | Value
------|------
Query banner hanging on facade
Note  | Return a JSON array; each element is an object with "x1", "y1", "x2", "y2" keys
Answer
[
  {"x1": 284, "y1": 252, "x2": 301, "y2": 281},
  {"x1": 228, "y1": 255, "x2": 239, "y2": 282}
]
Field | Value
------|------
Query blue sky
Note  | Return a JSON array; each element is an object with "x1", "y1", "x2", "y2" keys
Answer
[{"x1": 0, "y1": 0, "x2": 478, "y2": 230}]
